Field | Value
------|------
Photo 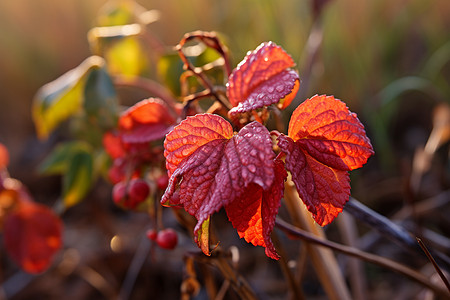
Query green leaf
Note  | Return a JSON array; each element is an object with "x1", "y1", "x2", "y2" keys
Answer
[
  {"x1": 96, "y1": 0, "x2": 137, "y2": 27},
  {"x1": 38, "y1": 141, "x2": 92, "y2": 175},
  {"x1": 105, "y1": 37, "x2": 149, "y2": 76},
  {"x1": 157, "y1": 52, "x2": 185, "y2": 97},
  {"x1": 83, "y1": 66, "x2": 119, "y2": 130},
  {"x1": 196, "y1": 216, "x2": 211, "y2": 256},
  {"x1": 32, "y1": 56, "x2": 105, "y2": 139},
  {"x1": 63, "y1": 151, "x2": 94, "y2": 208}
]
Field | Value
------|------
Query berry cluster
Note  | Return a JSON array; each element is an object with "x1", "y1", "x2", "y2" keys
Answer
[{"x1": 146, "y1": 228, "x2": 178, "y2": 250}]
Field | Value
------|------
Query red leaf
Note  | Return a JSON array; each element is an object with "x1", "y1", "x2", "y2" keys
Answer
[
  {"x1": 278, "y1": 135, "x2": 349, "y2": 226},
  {"x1": 4, "y1": 201, "x2": 63, "y2": 273},
  {"x1": 278, "y1": 95, "x2": 374, "y2": 226},
  {"x1": 225, "y1": 159, "x2": 287, "y2": 259},
  {"x1": 103, "y1": 131, "x2": 126, "y2": 159},
  {"x1": 119, "y1": 98, "x2": 175, "y2": 144},
  {"x1": 227, "y1": 42, "x2": 299, "y2": 116},
  {"x1": 162, "y1": 114, "x2": 276, "y2": 255},
  {"x1": 288, "y1": 95, "x2": 373, "y2": 171},
  {"x1": 164, "y1": 114, "x2": 234, "y2": 177},
  {"x1": 0, "y1": 143, "x2": 9, "y2": 169}
]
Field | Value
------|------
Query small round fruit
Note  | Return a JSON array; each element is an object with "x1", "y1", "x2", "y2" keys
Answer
[
  {"x1": 156, "y1": 228, "x2": 178, "y2": 250},
  {"x1": 146, "y1": 229, "x2": 158, "y2": 241},
  {"x1": 112, "y1": 181, "x2": 127, "y2": 205},
  {"x1": 156, "y1": 174, "x2": 169, "y2": 191},
  {"x1": 128, "y1": 179, "x2": 150, "y2": 205}
]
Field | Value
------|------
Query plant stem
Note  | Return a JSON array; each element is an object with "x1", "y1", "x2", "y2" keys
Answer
[
  {"x1": 345, "y1": 197, "x2": 450, "y2": 272},
  {"x1": 283, "y1": 182, "x2": 352, "y2": 300},
  {"x1": 417, "y1": 238, "x2": 450, "y2": 293},
  {"x1": 275, "y1": 218, "x2": 450, "y2": 298},
  {"x1": 271, "y1": 232, "x2": 306, "y2": 300},
  {"x1": 189, "y1": 250, "x2": 257, "y2": 300}
]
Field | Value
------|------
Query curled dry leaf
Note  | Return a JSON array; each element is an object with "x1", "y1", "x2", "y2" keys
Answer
[
  {"x1": 278, "y1": 95, "x2": 374, "y2": 226},
  {"x1": 227, "y1": 42, "x2": 299, "y2": 117},
  {"x1": 162, "y1": 114, "x2": 285, "y2": 258}
]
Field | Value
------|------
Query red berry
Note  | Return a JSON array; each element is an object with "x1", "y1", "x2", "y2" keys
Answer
[
  {"x1": 146, "y1": 229, "x2": 158, "y2": 241},
  {"x1": 108, "y1": 158, "x2": 126, "y2": 184},
  {"x1": 112, "y1": 181, "x2": 127, "y2": 205},
  {"x1": 156, "y1": 228, "x2": 178, "y2": 250},
  {"x1": 156, "y1": 174, "x2": 169, "y2": 191},
  {"x1": 128, "y1": 179, "x2": 150, "y2": 205}
]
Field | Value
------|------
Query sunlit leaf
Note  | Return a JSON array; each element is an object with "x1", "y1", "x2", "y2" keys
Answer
[
  {"x1": 162, "y1": 114, "x2": 277, "y2": 257},
  {"x1": 164, "y1": 113, "x2": 233, "y2": 177},
  {"x1": 102, "y1": 131, "x2": 126, "y2": 159},
  {"x1": 225, "y1": 159, "x2": 286, "y2": 259},
  {"x1": 32, "y1": 56, "x2": 105, "y2": 139},
  {"x1": 278, "y1": 94, "x2": 374, "y2": 226},
  {"x1": 119, "y1": 98, "x2": 176, "y2": 144},
  {"x1": 63, "y1": 151, "x2": 94, "y2": 208},
  {"x1": 104, "y1": 37, "x2": 149, "y2": 77},
  {"x1": 288, "y1": 95, "x2": 373, "y2": 171},
  {"x1": 278, "y1": 135, "x2": 350, "y2": 226},
  {"x1": 227, "y1": 42, "x2": 299, "y2": 116},
  {"x1": 196, "y1": 216, "x2": 211, "y2": 256},
  {"x1": 4, "y1": 201, "x2": 63, "y2": 274},
  {"x1": 0, "y1": 143, "x2": 9, "y2": 169}
]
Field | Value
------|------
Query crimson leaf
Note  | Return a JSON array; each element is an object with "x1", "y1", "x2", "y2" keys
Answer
[
  {"x1": 225, "y1": 159, "x2": 287, "y2": 259},
  {"x1": 278, "y1": 95, "x2": 374, "y2": 226},
  {"x1": 0, "y1": 143, "x2": 9, "y2": 169},
  {"x1": 162, "y1": 114, "x2": 280, "y2": 257},
  {"x1": 119, "y1": 98, "x2": 175, "y2": 144},
  {"x1": 4, "y1": 201, "x2": 63, "y2": 274},
  {"x1": 227, "y1": 42, "x2": 299, "y2": 117}
]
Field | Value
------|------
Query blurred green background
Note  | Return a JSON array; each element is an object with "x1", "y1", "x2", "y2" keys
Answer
[{"x1": 0, "y1": 0, "x2": 449, "y2": 170}]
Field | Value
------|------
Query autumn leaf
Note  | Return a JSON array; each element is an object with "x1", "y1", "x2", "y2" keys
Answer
[
  {"x1": 162, "y1": 114, "x2": 282, "y2": 258},
  {"x1": 227, "y1": 42, "x2": 299, "y2": 117},
  {"x1": 32, "y1": 56, "x2": 107, "y2": 139},
  {"x1": 0, "y1": 143, "x2": 9, "y2": 169},
  {"x1": 4, "y1": 201, "x2": 63, "y2": 274},
  {"x1": 225, "y1": 159, "x2": 287, "y2": 259},
  {"x1": 119, "y1": 98, "x2": 176, "y2": 144},
  {"x1": 278, "y1": 95, "x2": 374, "y2": 226},
  {"x1": 164, "y1": 113, "x2": 233, "y2": 177},
  {"x1": 102, "y1": 131, "x2": 126, "y2": 159}
]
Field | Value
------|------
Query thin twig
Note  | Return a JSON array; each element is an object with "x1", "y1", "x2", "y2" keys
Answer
[
  {"x1": 271, "y1": 231, "x2": 306, "y2": 300},
  {"x1": 187, "y1": 250, "x2": 257, "y2": 300},
  {"x1": 345, "y1": 197, "x2": 450, "y2": 272},
  {"x1": 176, "y1": 31, "x2": 232, "y2": 111},
  {"x1": 275, "y1": 218, "x2": 450, "y2": 298},
  {"x1": 417, "y1": 238, "x2": 450, "y2": 293}
]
